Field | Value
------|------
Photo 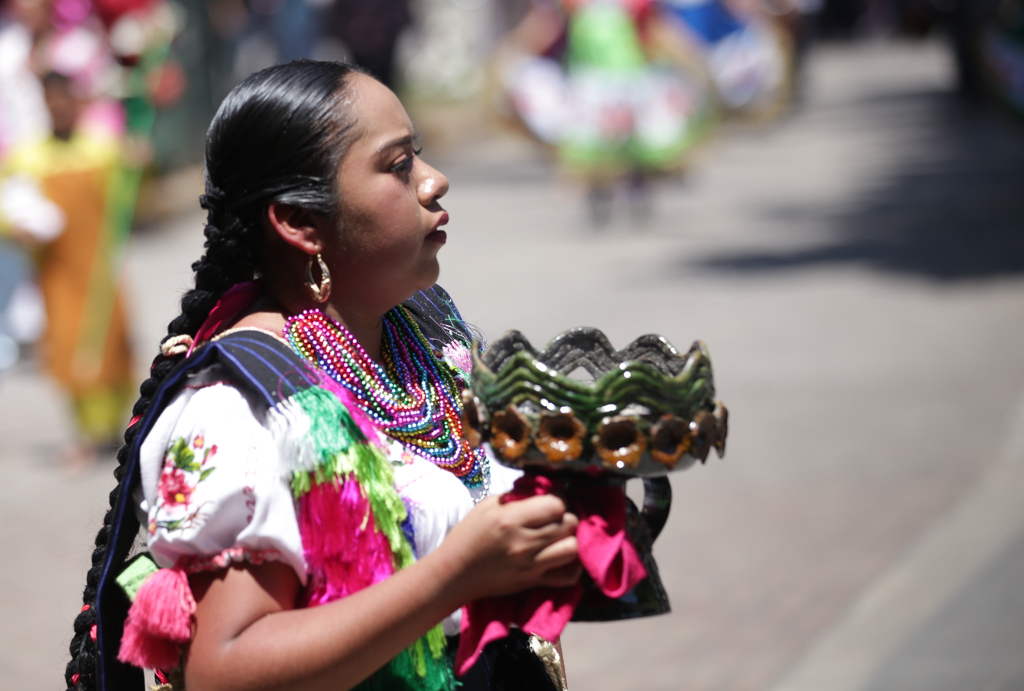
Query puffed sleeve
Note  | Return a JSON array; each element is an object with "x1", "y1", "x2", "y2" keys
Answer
[{"x1": 137, "y1": 376, "x2": 307, "y2": 583}]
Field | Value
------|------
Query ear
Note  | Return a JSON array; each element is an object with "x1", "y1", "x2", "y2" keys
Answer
[{"x1": 266, "y1": 203, "x2": 326, "y2": 255}]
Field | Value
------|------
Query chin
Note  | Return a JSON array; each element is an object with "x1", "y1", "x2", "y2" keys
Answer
[
  {"x1": 418, "y1": 258, "x2": 441, "y2": 289},
  {"x1": 394, "y1": 261, "x2": 441, "y2": 306}
]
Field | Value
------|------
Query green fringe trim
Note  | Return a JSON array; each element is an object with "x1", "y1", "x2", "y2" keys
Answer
[
  {"x1": 351, "y1": 631, "x2": 453, "y2": 691},
  {"x1": 286, "y1": 386, "x2": 454, "y2": 689}
]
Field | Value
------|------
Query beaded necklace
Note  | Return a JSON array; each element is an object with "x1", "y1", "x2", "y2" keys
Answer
[{"x1": 285, "y1": 306, "x2": 488, "y2": 490}]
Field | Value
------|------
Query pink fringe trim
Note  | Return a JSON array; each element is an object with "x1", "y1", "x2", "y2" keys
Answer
[
  {"x1": 299, "y1": 479, "x2": 395, "y2": 607},
  {"x1": 442, "y1": 342, "x2": 473, "y2": 377},
  {"x1": 118, "y1": 568, "x2": 196, "y2": 670}
]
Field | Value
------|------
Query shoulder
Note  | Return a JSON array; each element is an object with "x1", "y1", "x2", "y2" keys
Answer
[
  {"x1": 1, "y1": 136, "x2": 47, "y2": 175},
  {"x1": 401, "y1": 284, "x2": 477, "y2": 349},
  {"x1": 139, "y1": 369, "x2": 276, "y2": 496},
  {"x1": 227, "y1": 308, "x2": 288, "y2": 335},
  {"x1": 164, "y1": 328, "x2": 318, "y2": 410},
  {"x1": 133, "y1": 328, "x2": 321, "y2": 475},
  {"x1": 72, "y1": 133, "x2": 120, "y2": 165},
  {"x1": 138, "y1": 375, "x2": 308, "y2": 578}
]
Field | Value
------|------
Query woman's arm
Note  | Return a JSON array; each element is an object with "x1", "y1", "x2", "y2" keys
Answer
[{"x1": 184, "y1": 493, "x2": 581, "y2": 691}]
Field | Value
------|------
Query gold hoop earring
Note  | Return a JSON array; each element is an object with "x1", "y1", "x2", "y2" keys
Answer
[{"x1": 305, "y1": 253, "x2": 331, "y2": 303}]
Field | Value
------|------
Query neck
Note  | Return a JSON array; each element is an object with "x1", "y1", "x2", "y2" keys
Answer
[
  {"x1": 322, "y1": 303, "x2": 386, "y2": 363},
  {"x1": 261, "y1": 247, "x2": 395, "y2": 362},
  {"x1": 270, "y1": 285, "x2": 389, "y2": 363}
]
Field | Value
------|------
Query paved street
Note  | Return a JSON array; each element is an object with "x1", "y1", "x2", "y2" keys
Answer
[{"x1": 2, "y1": 38, "x2": 1024, "y2": 691}]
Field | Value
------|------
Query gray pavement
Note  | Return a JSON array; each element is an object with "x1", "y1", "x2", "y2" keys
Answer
[{"x1": 2, "y1": 38, "x2": 1024, "y2": 691}]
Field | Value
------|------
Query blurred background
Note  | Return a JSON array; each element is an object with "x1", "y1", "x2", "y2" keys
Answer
[{"x1": 1, "y1": 0, "x2": 1023, "y2": 689}]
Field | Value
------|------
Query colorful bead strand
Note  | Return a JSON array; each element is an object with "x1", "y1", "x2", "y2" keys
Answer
[{"x1": 285, "y1": 307, "x2": 488, "y2": 489}]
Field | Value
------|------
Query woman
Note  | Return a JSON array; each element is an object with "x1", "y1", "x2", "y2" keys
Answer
[
  {"x1": 64, "y1": 60, "x2": 580, "y2": 691},
  {"x1": 1, "y1": 71, "x2": 135, "y2": 462}
]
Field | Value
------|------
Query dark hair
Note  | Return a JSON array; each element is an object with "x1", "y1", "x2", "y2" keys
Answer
[{"x1": 64, "y1": 59, "x2": 364, "y2": 691}]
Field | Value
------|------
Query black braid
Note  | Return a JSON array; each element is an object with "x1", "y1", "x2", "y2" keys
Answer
[{"x1": 64, "y1": 59, "x2": 365, "y2": 691}]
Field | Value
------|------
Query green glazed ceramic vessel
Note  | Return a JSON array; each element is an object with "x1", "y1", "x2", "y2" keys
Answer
[{"x1": 464, "y1": 327, "x2": 728, "y2": 477}]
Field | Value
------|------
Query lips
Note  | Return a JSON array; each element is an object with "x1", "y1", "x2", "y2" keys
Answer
[{"x1": 426, "y1": 211, "x2": 449, "y2": 244}]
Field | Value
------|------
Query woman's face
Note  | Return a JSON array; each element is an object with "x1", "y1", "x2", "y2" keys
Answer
[{"x1": 326, "y1": 74, "x2": 450, "y2": 317}]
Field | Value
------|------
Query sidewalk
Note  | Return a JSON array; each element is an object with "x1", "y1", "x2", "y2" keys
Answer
[{"x1": 769, "y1": 395, "x2": 1024, "y2": 691}]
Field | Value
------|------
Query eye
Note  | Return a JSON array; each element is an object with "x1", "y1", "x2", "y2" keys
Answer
[{"x1": 390, "y1": 147, "x2": 423, "y2": 175}]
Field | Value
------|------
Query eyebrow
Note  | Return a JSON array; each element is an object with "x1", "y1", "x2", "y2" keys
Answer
[{"x1": 376, "y1": 132, "x2": 420, "y2": 154}]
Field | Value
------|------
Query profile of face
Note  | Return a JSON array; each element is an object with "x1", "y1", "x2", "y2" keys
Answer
[{"x1": 320, "y1": 74, "x2": 451, "y2": 316}]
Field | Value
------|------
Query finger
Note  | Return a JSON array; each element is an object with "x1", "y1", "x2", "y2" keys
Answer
[
  {"x1": 533, "y1": 535, "x2": 578, "y2": 570},
  {"x1": 504, "y1": 494, "x2": 568, "y2": 529},
  {"x1": 526, "y1": 511, "x2": 579, "y2": 544},
  {"x1": 537, "y1": 561, "x2": 584, "y2": 589}
]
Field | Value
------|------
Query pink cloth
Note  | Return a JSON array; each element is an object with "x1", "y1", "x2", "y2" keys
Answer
[
  {"x1": 187, "y1": 281, "x2": 263, "y2": 356},
  {"x1": 455, "y1": 474, "x2": 647, "y2": 675}
]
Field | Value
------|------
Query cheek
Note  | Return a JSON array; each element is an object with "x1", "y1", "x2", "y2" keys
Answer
[
  {"x1": 344, "y1": 184, "x2": 420, "y2": 251},
  {"x1": 337, "y1": 205, "x2": 419, "y2": 270}
]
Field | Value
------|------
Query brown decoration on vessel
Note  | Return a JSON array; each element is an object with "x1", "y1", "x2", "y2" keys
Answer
[
  {"x1": 690, "y1": 411, "x2": 718, "y2": 463},
  {"x1": 649, "y1": 415, "x2": 694, "y2": 468},
  {"x1": 595, "y1": 416, "x2": 648, "y2": 468},
  {"x1": 535, "y1": 412, "x2": 587, "y2": 462},
  {"x1": 460, "y1": 390, "x2": 484, "y2": 449},
  {"x1": 713, "y1": 401, "x2": 728, "y2": 458},
  {"x1": 491, "y1": 405, "x2": 532, "y2": 460}
]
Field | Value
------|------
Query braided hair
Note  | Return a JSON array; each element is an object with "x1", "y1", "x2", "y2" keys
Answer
[{"x1": 64, "y1": 60, "x2": 364, "y2": 691}]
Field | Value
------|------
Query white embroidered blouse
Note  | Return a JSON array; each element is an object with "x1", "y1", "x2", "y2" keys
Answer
[{"x1": 134, "y1": 364, "x2": 521, "y2": 634}]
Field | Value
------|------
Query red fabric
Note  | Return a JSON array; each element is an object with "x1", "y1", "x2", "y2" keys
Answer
[
  {"x1": 455, "y1": 474, "x2": 647, "y2": 675},
  {"x1": 92, "y1": 0, "x2": 156, "y2": 27},
  {"x1": 187, "y1": 281, "x2": 262, "y2": 357}
]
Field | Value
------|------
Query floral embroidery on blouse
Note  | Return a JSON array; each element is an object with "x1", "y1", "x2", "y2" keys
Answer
[{"x1": 150, "y1": 434, "x2": 219, "y2": 535}]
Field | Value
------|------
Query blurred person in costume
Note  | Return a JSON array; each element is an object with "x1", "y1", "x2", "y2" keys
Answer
[
  {"x1": 495, "y1": 0, "x2": 710, "y2": 225},
  {"x1": 0, "y1": 71, "x2": 135, "y2": 464},
  {"x1": 0, "y1": 0, "x2": 134, "y2": 373}
]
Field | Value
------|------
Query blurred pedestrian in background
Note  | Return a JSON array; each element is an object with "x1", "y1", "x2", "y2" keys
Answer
[
  {"x1": 0, "y1": 0, "x2": 185, "y2": 465},
  {"x1": 496, "y1": 0, "x2": 710, "y2": 225},
  {"x1": 328, "y1": 0, "x2": 410, "y2": 88},
  {"x1": 0, "y1": 70, "x2": 135, "y2": 466}
]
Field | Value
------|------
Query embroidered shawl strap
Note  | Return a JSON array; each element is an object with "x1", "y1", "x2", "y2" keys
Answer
[
  {"x1": 402, "y1": 285, "x2": 475, "y2": 352},
  {"x1": 95, "y1": 330, "x2": 316, "y2": 691}
]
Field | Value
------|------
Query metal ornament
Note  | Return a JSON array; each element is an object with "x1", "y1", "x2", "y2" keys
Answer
[{"x1": 305, "y1": 253, "x2": 332, "y2": 303}]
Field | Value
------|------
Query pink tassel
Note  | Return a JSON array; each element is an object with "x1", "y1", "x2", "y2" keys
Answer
[
  {"x1": 118, "y1": 568, "x2": 196, "y2": 670},
  {"x1": 299, "y1": 479, "x2": 395, "y2": 607}
]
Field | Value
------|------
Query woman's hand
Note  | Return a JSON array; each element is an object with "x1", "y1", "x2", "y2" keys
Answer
[{"x1": 435, "y1": 494, "x2": 582, "y2": 602}]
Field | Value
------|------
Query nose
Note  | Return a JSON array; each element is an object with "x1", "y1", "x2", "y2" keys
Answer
[{"x1": 417, "y1": 160, "x2": 449, "y2": 208}]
